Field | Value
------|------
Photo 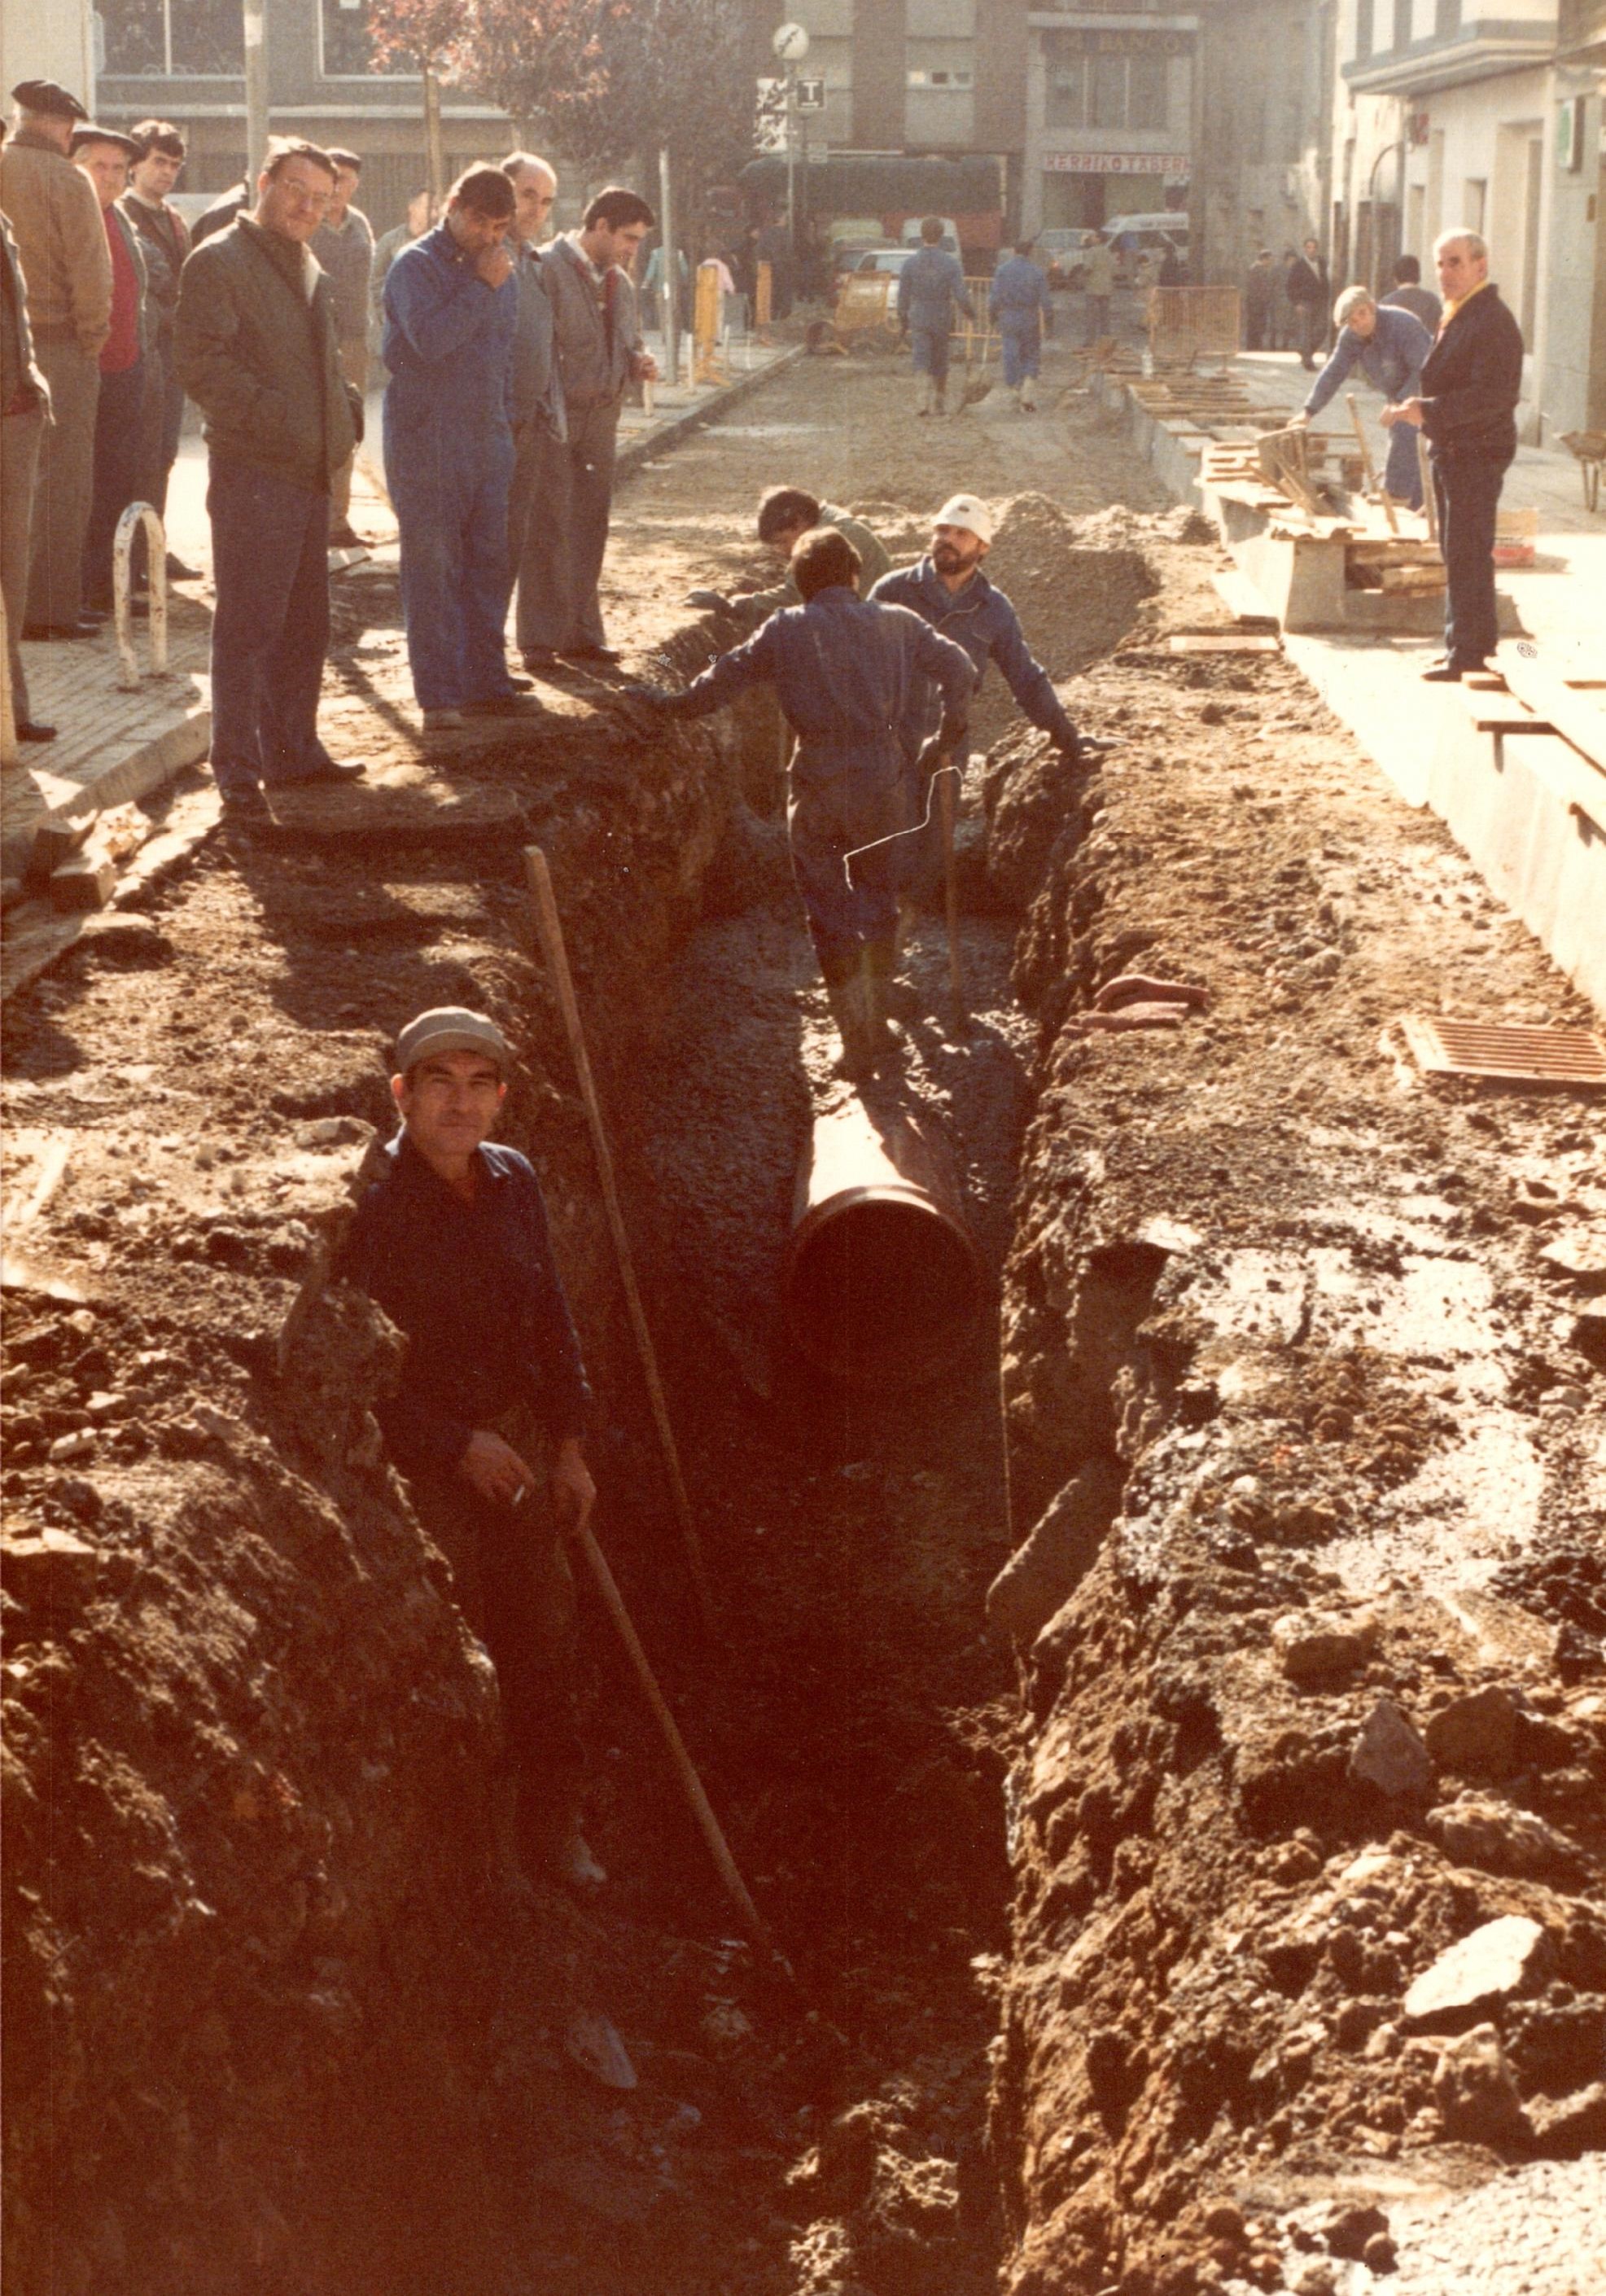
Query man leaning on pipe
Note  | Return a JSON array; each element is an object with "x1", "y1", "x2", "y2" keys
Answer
[
  {"x1": 339, "y1": 1006, "x2": 603, "y2": 1895},
  {"x1": 628, "y1": 526, "x2": 975, "y2": 1078},
  {"x1": 871, "y1": 494, "x2": 1092, "y2": 933}
]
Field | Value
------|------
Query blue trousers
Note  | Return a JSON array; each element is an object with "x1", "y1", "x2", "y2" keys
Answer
[
  {"x1": 909, "y1": 324, "x2": 952, "y2": 387},
  {"x1": 1000, "y1": 322, "x2": 1041, "y2": 388},
  {"x1": 1433, "y1": 453, "x2": 1507, "y2": 670},
  {"x1": 789, "y1": 756, "x2": 908, "y2": 978},
  {"x1": 1383, "y1": 417, "x2": 1424, "y2": 509},
  {"x1": 207, "y1": 458, "x2": 332, "y2": 792},
  {"x1": 387, "y1": 412, "x2": 516, "y2": 710}
]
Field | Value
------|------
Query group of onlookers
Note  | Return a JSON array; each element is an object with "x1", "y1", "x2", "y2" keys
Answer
[
  {"x1": 0, "y1": 80, "x2": 204, "y2": 740},
  {"x1": 0, "y1": 82, "x2": 663, "y2": 817}
]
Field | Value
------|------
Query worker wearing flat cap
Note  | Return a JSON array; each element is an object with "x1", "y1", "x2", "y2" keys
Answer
[
  {"x1": 340, "y1": 1007, "x2": 603, "y2": 1894},
  {"x1": 1, "y1": 81, "x2": 112, "y2": 638},
  {"x1": 71, "y1": 127, "x2": 150, "y2": 620},
  {"x1": 872, "y1": 493, "x2": 1087, "y2": 915}
]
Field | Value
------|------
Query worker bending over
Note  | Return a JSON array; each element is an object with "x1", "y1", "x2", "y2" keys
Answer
[
  {"x1": 872, "y1": 493, "x2": 1084, "y2": 914},
  {"x1": 1292, "y1": 286, "x2": 1433, "y2": 509},
  {"x1": 634, "y1": 528, "x2": 974, "y2": 1075},
  {"x1": 686, "y1": 485, "x2": 891, "y2": 630},
  {"x1": 341, "y1": 1006, "x2": 602, "y2": 1894}
]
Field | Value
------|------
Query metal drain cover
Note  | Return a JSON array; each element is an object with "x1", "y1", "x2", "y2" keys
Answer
[{"x1": 1400, "y1": 1014, "x2": 1606, "y2": 1089}]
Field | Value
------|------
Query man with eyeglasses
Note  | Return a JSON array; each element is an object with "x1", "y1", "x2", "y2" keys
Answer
[{"x1": 175, "y1": 138, "x2": 366, "y2": 824}]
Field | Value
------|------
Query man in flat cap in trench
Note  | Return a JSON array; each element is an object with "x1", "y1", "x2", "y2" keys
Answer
[{"x1": 341, "y1": 1007, "x2": 604, "y2": 1893}]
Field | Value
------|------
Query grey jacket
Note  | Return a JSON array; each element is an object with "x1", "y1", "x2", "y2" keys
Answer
[
  {"x1": 176, "y1": 217, "x2": 357, "y2": 492},
  {"x1": 541, "y1": 232, "x2": 642, "y2": 413},
  {"x1": 729, "y1": 504, "x2": 891, "y2": 633},
  {"x1": 511, "y1": 239, "x2": 565, "y2": 440}
]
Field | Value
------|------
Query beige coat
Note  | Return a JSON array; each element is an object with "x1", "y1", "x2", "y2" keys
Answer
[{"x1": 0, "y1": 130, "x2": 111, "y2": 357}]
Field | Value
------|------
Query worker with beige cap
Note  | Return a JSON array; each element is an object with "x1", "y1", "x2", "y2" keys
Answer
[
  {"x1": 872, "y1": 493, "x2": 1090, "y2": 909},
  {"x1": 340, "y1": 1005, "x2": 603, "y2": 1893}
]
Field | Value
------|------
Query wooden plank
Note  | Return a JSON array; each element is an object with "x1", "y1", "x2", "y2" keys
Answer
[
  {"x1": 1168, "y1": 633, "x2": 1282, "y2": 655},
  {"x1": 1501, "y1": 659, "x2": 1606, "y2": 777},
  {"x1": 1460, "y1": 686, "x2": 1553, "y2": 734}
]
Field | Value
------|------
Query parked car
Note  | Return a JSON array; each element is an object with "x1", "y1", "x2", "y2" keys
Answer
[
  {"x1": 832, "y1": 238, "x2": 889, "y2": 280},
  {"x1": 1035, "y1": 228, "x2": 1085, "y2": 289},
  {"x1": 856, "y1": 247, "x2": 915, "y2": 277}
]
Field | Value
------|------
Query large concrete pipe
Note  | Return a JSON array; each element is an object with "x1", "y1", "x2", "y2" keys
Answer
[{"x1": 784, "y1": 1095, "x2": 985, "y2": 1383}]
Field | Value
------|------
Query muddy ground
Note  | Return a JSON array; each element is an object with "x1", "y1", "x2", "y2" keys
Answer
[{"x1": 3, "y1": 351, "x2": 1603, "y2": 2296}]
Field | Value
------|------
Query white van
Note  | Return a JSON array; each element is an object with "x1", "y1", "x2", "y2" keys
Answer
[{"x1": 1105, "y1": 212, "x2": 1190, "y2": 277}]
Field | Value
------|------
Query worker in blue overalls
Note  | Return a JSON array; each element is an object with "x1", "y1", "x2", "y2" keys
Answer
[
  {"x1": 383, "y1": 165, "x2": 541, "y2": 732},
  {"x1": 989, "y1": 239, "x2": 1053, "y2": 412},
  {"x1": 1293, "y1": 284, "x2": 1433, "y2": 509},
  {"x1": 872, "y1": 492, "x2": 1087, "y2": 928},
  {"x1": 632, "y1": 527, "x2": 975, "y2": 1075},
  {"x1": 897, "y1": 217, "x2": 974, "y2": 420}
]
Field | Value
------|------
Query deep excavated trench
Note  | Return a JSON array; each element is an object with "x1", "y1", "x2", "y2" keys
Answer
[{"x1": 5, "y1": 360, "x2": 1604, "y2": 2296}]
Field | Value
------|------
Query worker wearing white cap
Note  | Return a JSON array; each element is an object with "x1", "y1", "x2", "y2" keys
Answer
[{"x1": 872, "y1": 493, "x2": 1088, "y2": 909}]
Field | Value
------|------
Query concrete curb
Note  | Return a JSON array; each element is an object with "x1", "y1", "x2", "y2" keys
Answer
[{"x1": 615, "y1": 344, "x2": 807, "y2": 484}]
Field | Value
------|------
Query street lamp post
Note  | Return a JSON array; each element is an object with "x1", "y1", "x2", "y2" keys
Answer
[{"x1": 772, "y1": 23, "x2": 809, "y2": 265}]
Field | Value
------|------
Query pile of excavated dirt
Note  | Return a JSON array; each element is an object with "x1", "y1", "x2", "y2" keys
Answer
[{"x1": 981, "y1": 580, "x2": 1605, "y2": 2295}]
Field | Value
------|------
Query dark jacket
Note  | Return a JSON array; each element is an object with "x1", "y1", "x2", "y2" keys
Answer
[
  {"x1": 1285, "y1": 254, "x2": 1328, "y2": 309},
  {"x1": 1, "y1": 206, "x2": 49, "y2": 416},
  {"x1": 175, "y1": 216, "x2": 357, "y2": 492},
  {"x1": 662, "y1": 585, "x2": 975, "y2": 787},
  {"x1": 341, "y1": 1131, "x2": 591, "y2": 1477},
  {"x1": 870, "y1": 559, "x2": 1079, "y2": 758},
  {"x1": 1419, "y1": 283, "x2": 1523, "y2": 467},
  {"x1": 899, "y1": 245, "x2": 974, "y2": 333},
  {"x1": 120, "y1": 191, "x2": 190, "y2": 348}
]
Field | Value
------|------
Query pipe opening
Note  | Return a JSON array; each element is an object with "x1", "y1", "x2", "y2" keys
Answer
[{"x1": 785, "y1": 1185, "x2": 985, "y2": 1385}]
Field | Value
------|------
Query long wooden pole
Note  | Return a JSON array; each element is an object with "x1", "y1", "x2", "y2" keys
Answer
[
  {"x1": 1418, "y1": 432, "x2": 1438, "y2": 545},
  {"x1": 579, "y1": 1522, "x2": 789, "y2": 1977},
  {"x1": 1347, "y1": 391, "x2": 1399, "y2": 534},
  {"x1": 524, "y1": 847, "x2": 716, "y2": 1628},
  {"x1": 936, "y1": 765, "x2": 967, "y2": 1024}
]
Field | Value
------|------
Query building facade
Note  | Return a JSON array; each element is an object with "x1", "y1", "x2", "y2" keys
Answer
[
  {"x1": 90, "y1": 0, "x2": 513, "y2": 234},
  {"x1": 1022, "y1": 1, "x2": 1197, "y2": 236},
  {"x1": 1191, "y1": 0, "x2": 1332, "y2": 281}
]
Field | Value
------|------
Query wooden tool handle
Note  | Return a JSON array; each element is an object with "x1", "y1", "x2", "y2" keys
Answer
[{"x1": 937, "y1": 765, "x2": 968, "y2": 1024}]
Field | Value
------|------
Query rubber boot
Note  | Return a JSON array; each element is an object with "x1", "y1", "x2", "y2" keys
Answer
[
  {"x1": 823, "y1": 962, "x2": 874, "y2": 1080},
  {"x1": 861, "y1": 941, "x2": 899, "y2": 1067}
]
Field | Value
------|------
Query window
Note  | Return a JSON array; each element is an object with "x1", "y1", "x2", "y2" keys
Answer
[
  {"x1": 907, "y1": 68, "x2": 974, "y2": 87},
  {"x1": 1128, "y1": 50, "x2": 1167, "y2": 132},
  {"x1": 322, "y1": 0, "x2": 414, "y2": 77},
  {"x1": 1044, "y1": 37, "x2": 1087, "y2": 129},
  {"x1": 101, "y1": 0, "x2": 243, "y2": 75},
  {"x1": 1092, "y1": 52, "x2": 1127, "y2": 129}
]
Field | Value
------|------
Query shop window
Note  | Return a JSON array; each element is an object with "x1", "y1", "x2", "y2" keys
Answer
[{"x1": 100, "y1": 0, "x2": 243, "y2": 74}]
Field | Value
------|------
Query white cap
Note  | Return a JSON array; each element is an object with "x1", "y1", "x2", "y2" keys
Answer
[{"x1": 933, "y1": 493, "x2": 994, "y2": 546}]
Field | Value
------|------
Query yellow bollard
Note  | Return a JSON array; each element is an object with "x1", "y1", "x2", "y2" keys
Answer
[{"x1": 755, "y1": 260, "x2": 773, "y2": 342}]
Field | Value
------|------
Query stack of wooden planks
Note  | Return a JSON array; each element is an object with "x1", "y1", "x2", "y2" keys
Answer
[
  {"x1": 1346, "y1": 536, "x2": 1444, "y2": 594},
  {"x1": 1461, "y1": 662, "x2": 1606, "y2": 834}
]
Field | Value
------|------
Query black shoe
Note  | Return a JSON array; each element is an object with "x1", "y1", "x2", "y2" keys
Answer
[
  {"x1": 464, "y1": 693, "x2": 544, "y2": 718},
  {"x1": 507, "y1": 673, "x2": 535, "y2": 690},
  {"x1": 328, "y1": 521, "x2": 366, "y2": 550},
  {"x1": 16, "y1": 720, "x2": 56, "y2": 743},
  {"x1": 21, "y1": 622, "x2": 93, "y2": 642},
  {"x1": 165, "y1": 553, "x2": 199, "y2": 581},
  {"x1": 1420, "y1": 660, "x2": 1471, "y2": 683},
  {"x1": 219, "y1": 784, "x2": 272, "y2": 823},
  {"x1": 521, "y1": 646, "x2": 558, "y2": 670},
  {"x1": 560, "y1": 644, "x2": 620, "y2": 663},
  {"x1": 272, "y1": 756, "x2": 365, "y2": 786}
]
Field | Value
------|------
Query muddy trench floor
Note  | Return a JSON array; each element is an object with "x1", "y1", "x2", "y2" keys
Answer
[{"x1": 3, "y1": 355, "x2": 1604, "y2": 2296}]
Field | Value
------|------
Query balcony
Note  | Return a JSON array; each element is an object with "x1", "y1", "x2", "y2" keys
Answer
[{"x1": 1345, "y1": 6, "x2": 1560, "y2": 95}]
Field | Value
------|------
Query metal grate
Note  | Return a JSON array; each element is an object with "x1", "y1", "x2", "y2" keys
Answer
[{"x1": 1400, "y1": 1014, "x2": 1606, "y2": 1089}]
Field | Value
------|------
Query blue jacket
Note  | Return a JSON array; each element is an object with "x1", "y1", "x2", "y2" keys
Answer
[
  {"x1": 382, "y1": 221, "x2": 517, "y2": 433},
  {"x1": 870, "y1": 559, "x2": 1078, "y2": 756},
  {"x1": 990, "y1": 256, "x2": 1051, "y2": 329},
  {"x1": 898, "y1": 245, "x2": 974, "y2": 333},
  {"x1": 341, "y1": 1131, "x2": 590, "y2": 1476},
  {"x1": 662, "y1": 586, "x2": 975, "y2": 783},
  {"x1": 1302, "y1": 300, "x2": 1433, "y2": 418}
]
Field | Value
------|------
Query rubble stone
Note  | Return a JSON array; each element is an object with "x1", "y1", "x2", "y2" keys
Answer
[
  {"x1": 1348, "y1": 1698, "x2": 1432, "y2": 1800},
  {"x1": 1525, "y1": 2082, "x2": 1606, "y2": 2156},
  {"x1": 1424, "y1": 1794, "x2": 1577, "y2": 1877},
  {"x1": 1432, "y1": 2022, "x2": 1527, "y2": 2145},
  {"x1": 1403, "y1": 1914, "x2": 1548, "y2": 2031},
  {"x1": 1271, "y1": 1610, "x2": 1377, "y2": 1683},
  {"x1": 1423, "y1": 1685, "x2": 1518, "y2": 1776}
]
